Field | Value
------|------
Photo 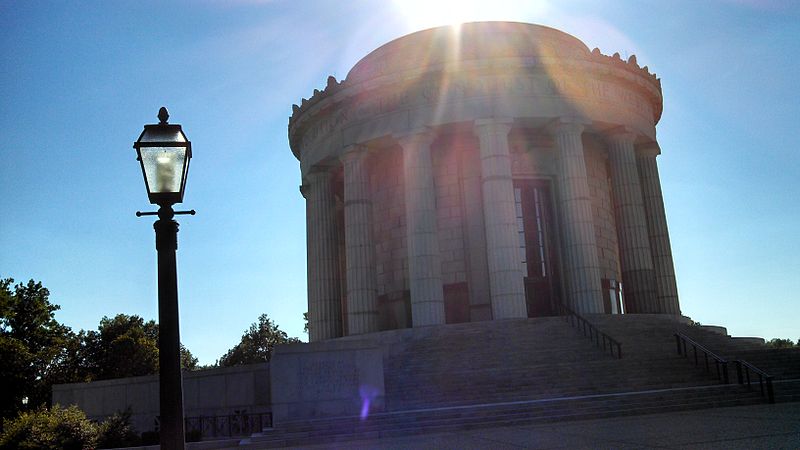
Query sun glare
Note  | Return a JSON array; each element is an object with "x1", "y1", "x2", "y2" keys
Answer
[{"x1": 392, "y1": 0, "x2": 551, "y2": 30}]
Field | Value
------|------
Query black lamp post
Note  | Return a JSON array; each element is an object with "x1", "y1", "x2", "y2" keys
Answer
[{"x1": 134, "y1": 107, "x2": 194, "y2": 450}]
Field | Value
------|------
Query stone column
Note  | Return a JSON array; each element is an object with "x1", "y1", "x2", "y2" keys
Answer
[
  {"x1": 303, "y1": 169, "x2": 343, "y2": 341},
  {"x1": 397, "y1": 129, "x2": 446, "y2": 327},
  {"x1": 341, "y1": 145, "x2": 379, "y2": 334},
  {"x1": 549, "y1": 120, "x2": 604, "y2": 313},
  {"x1": 637, "y1": 145, "x2": 680, "y2": 315},
  {"x1": 606, "y1": 129, "x2": 657, "y2": 313},
  {"x1": 474, "y1": 118, "x2": 527, "y2": 319}
]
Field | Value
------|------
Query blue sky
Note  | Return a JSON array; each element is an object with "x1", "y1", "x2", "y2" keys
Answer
[{"x1": 1, "y1": 0, "x2": 798, "y2": 364}]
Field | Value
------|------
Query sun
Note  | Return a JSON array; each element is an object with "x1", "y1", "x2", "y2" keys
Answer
[{"x1": 392, "y1": 0, "x2": 550, "y2": 30}]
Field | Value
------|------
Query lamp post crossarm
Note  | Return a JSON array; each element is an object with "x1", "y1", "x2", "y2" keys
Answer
[{"x1": 137, "y1": 209, "x2": 196, "y2": 217}]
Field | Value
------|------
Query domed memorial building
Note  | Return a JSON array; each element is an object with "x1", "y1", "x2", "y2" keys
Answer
[{"x1": 290, "y1": 22, "x2": 681, "y2": 342}]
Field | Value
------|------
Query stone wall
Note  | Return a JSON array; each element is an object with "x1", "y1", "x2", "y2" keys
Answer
[
  {"x1": 433, "y1": 139, "x2": 468, "y2": 288},
  {"x1": 433, "y1": 138, "x2": 471, "y2": 323},
  {"x1": 585, "y1": 140, "x2": 621, "y2": 282},
  {"x1": 370, "y1": 147, "x2": 410, "y2": 329},
  {"x1": 270, "y1": 339, "x2": 384, "y2": 426},
  {"x1": 51, "y1": 363, "x2": 270, "y2": 434}
]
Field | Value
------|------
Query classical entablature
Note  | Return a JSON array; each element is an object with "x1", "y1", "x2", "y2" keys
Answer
[{"x1": 288, "y1": 22, "x2": 680, "y2": 342}]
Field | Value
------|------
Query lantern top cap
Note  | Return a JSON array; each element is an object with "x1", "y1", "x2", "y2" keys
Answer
[{"x1": 158, "y1": 107, "x2": 169, "y2": 125}]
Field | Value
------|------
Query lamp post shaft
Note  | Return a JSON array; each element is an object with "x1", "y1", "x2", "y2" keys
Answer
[{"x1": 154, "y1": 205, "x2": 185, "y2": 450}]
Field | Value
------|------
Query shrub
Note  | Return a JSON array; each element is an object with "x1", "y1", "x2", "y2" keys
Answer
[
  {"x1": 140, "y1": 430, "x2": 159, "y2": 445},
  {"x1": 96, "y1": 408, "x2": 140, "y2": 449},
  {"x1": 185, "y1": 428, "x2": 202, "y2": 442},
  {"x1": 0, "y1": 405, "x2": 97, "y2": 450}
]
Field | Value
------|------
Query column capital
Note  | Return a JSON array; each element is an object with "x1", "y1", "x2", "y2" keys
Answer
[
  {"x1": 547, "y1": 117, "x2": 590, "y2": 136},
  {"x1": 303, "y1": 170, "x2": 329, "y2": 194},
  {"x1": 303, "y1": 166, "x2": 334, "y2": 194},
  {"x1": 605, "y1": 126, "x2": 638, "y2": 146},
  {"x1": 340, "y1": 143, "x2": 369, "y2": 163},
  {"x1": 474, "y1": 117, "x2": 514, "y2": 136},
  {"x1": 394, "y1": 127, "x2": 436, "y2": 149},
  {"x1": 636, "y1": 142, "x2": 661, "y2": 159}
]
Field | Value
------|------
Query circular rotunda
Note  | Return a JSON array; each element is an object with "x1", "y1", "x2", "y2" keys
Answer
[{"x1": 289, "y1": 22, "x2": 681, "y2": 342}]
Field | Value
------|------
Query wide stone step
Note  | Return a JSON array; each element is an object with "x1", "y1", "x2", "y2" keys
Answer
[{"x1": 241, "y1": 385, "x2": 763, "y2": 448}]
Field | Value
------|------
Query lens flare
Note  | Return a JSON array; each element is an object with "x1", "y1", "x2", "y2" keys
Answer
[{"x1": 359, "y1": 384, "x2": 379, "y2": 420}]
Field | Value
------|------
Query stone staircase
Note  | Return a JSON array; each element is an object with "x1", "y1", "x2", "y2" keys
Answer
[
  {"x1": 237, "y1": 314, "x2": 791, "y2": 448},
  {"x1": 589, "y1": 314, "x2": 800, "y2": 403},
  {"x1": 381, "y1": 317, "x2": 714, "y2": 410}
]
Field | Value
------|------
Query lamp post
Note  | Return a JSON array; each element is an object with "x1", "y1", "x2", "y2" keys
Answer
[{"x1": 133, "y1": 107, "x2": 193, "y2": 450}]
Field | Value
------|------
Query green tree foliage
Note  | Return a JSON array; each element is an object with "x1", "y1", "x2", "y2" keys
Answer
[
  {"x1": 83, "y1": 314, "x2": 160, "y2": 380},
  {"x1": 765, "y1": 338, "x2": 799, "y2": 349},
  {"x1": 84, "y1": 314, "x2": 199, "y2": 379},
  {"x1": 181, "y1": 344, "x2": 199, "y2": 371},
  {"x1": 0, "y1": 405, "x2": 97, "y2": 450},
  {"x1": 0, "y1": 278, "x2": 74, "y2": 420},
  {"x1": 0, "y1": 277, "x2": 200, "y2": 423},
  {"x1": 217, "y1": 314, "x2": 300, "y2": 367}
]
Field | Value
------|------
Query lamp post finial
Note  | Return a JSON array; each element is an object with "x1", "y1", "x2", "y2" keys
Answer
[{"x1": 158, "y1": 107, "x2": 169, "y2": 124}]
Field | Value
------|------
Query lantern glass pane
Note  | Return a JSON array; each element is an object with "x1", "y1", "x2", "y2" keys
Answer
[{"x1": 141, "y1": 147, "x2": 186, "y2": 194}]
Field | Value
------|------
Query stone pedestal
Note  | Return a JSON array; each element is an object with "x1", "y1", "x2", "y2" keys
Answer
[
  {"x1": 474, "y1": 118, "x2": 527, "y2": 319},
  {"x1": 637, "y1": 146, "x2": 680, "y2": 314},
  {"x1": 270, "y1": 340, "x2": 384, "y2": 425},
  {"x1": 397, "y1": 130, "x2": 446, "y2": 327},
  {"x1": 341, "y1": 146, "x2": 379, "y2": 334},
  {"x1": 304, "y1": 170, "x2": 343, "y2": 341},
  {"x1": 606, "y1": 130, "x2": 657, "y2": 313},
  {"x1": 550, "y1": 120, "x2": 604, "y2": 313}
]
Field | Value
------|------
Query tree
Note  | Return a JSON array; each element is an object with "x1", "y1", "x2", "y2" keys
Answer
[
  {"x1": 0, "y1": 277, "x2": 201, "y2": 427},
  {"x1": 0, "y1": 278, "x2": 73, "y2": 421},
  {"x1": 217, "y1": 314, "x2": 300, "y2": 367},
  {"x1": 180, "y1": 344, "x2": 198, "y2": 371},
  {"x1": 83, "y1": 314, "x2": 160, "y2": 380},
  {"x1": 765, "y1": 338, "x2": 798, "y2": 349},
  {"x1": 83, "y1": 314, "x2": 199, "y2": 380}
]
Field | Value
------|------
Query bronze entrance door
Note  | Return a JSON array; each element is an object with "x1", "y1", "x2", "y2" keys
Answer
[{"x1": 513, "y1": 180, "x2": 561, "y2": 317}]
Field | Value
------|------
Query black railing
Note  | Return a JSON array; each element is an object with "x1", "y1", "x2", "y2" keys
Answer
[
  {"x1": 184, "y1": 412, "x2": 271, "y2": 439},
  {"x1": 557, "y1": 303, "x2": 622, "y2": 359},
  {"x1": 674, "y1": 333, "x2": 775, "y2": 403},
  {"x1": 735, "y1": 360, "x2": 775, "y2": 404},
  {"x1": 674, "y1": 333, "x2": 729, "y2": 383}
]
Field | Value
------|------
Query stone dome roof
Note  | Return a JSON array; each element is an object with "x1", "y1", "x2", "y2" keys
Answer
[{"x1": 346, "y1": 22, "x2": 591, "y2": 83}]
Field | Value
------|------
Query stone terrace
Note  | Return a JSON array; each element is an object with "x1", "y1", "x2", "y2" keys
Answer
[{"x1": 235, "y1": 314, "x2": 799, "y2": 448}]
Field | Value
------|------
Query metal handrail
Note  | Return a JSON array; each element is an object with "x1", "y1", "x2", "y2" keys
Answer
[
  {"x1": 557, "y1": 303, "x2": 622, "y2": 359},
  {"x1": 674, "y1": 332, "x2": 729, "y2": 384},
  {"x1": 673, "y1": 333, "x2": 775, "y2": 403},
  {"x1": 184, "y1": 412, "x2": 271, "y2": 439},
  {"x1": 735, "y1": 360, "x2": 775, "y2": 404}
]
